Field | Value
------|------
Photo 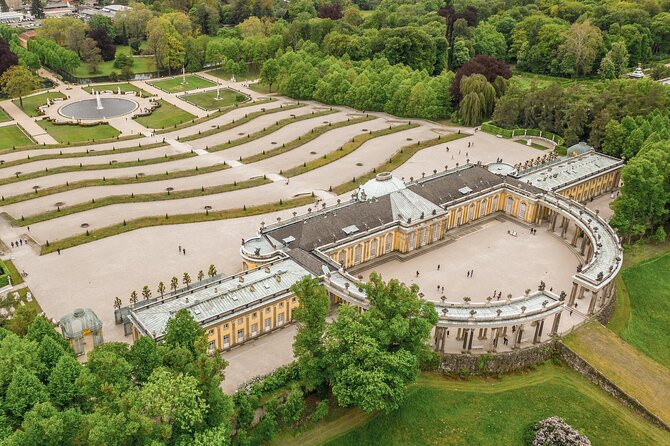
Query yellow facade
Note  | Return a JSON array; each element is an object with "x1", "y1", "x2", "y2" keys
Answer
[
  {"x1": 557, "y1": 170, "x2": 619, "y2": 202},
  {"x1": 133, "y1": 293, "x2": 300, "y2": 351},
  {"x1": 324, "y1": 190, "x2": 539, "y2": 269}
]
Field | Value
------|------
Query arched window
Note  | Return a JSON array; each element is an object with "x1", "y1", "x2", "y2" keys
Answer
[
  {"x1": 370, "y1": 239, "x2": 378, "y2": 258},
  {"x1": 354, "y1": 245, "x2": 362, "y2": 264},
  {"x1": 385, "y1": 234, "x2": 393, "y2": 253},
  {"x1": 480, "y1": 200, "x2": 487, "y2": 217},
  {"x1": 506, "y1": 196, "x2": 514, "y2": 213},
  {"x1": 518, "y1": 202, "x2": 527, "y2": 220},
  {"x1": 468, "y1": 204, "x2": 475, "y2": 221},
  {"x1": 456, "y1": 209, "x2": 462, "y2": 226},
  {"x1": 493, "y1": 195, "x2": 499, "y2": 211}
]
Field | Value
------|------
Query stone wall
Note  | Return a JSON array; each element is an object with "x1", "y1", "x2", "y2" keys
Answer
[
  {"x1": 595, "y1": 292, "x2": 617, "y2": 325},
  {"x1": 558, "y1": 343, "x2": 669, "y2": 431},
  {"x1": 438, "y1": 341, "x2": 558, "y2": 376}
]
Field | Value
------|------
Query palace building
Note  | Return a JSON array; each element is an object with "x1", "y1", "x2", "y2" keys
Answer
[{"x1": 128, "y1": 148, "x2": 624, "y2": 354}]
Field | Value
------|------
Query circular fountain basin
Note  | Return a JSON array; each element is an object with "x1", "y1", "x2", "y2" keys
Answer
[{"x1": 59, "y1": 97, "x2": 138, "y2": 120}]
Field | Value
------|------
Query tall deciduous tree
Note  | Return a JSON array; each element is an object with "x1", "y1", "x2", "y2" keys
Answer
[
  {"x1": 291, "y1": 276, "x2": 330, "y2": 391},
  {"x1": 558, "y1": 20, "x2": 603, "y2": 77},
  {"x1": 47, "y1": 355, "x2": 82, "y2": 408},
  {"x1": 0, "y1": 37, "x2": 18, "y2": 77},
  {"x1": 0, "y1": 65, "x2": 38, "y2": 109},
  {"x1": 164, "y1": 309, "x2": 204, "y2": 357},
  {"x1": 88, "y1": 27, "x2": 116, "y2": 62},
  {"x1": 128, "y1": 335, "x2": 162, "y2": 383},
  {"x1": 260, "y1": 58, "x2": 279, "y2": 92},
  {"x1": 5, "y1": 367, "x2": 49, "y2": 423}
]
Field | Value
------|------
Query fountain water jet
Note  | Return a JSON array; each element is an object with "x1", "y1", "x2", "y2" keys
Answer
[{"x1": 95, "y1": 91, "x2": 103, "y2": 110}]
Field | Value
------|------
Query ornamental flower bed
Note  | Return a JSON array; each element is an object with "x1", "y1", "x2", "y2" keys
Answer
[{"x1": 532, "y1": 416, "x2": 591, "y2": 446}]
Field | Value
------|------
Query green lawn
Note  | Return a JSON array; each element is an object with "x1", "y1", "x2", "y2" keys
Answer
[
  {"x1": 82, "y1": 83, "x2": 150, "y2": 97},
  {"x1": 180, "y1": 89, "x2": 248, "y2": 110},
  {"x1": 208, "y1": 66, "x2": 260, "y2": 82},
  {"x1": 0, "y1": 106, "x2": 11, "y2": 123},
  {"x1": 37, "y1": 120, "x2": 119, "y2": 144},
  {"x1": 148, "y1": 75, "x2": 216, "y2": 93},
  {"x1": 13, "y1": 91, "x2": 66, "y2": 117},
  {"x1": 0, "y1": 125, "x2": 34, "y2": 150},
  {"x1": 619, "y1": 251, "x2": 670, "y2": 368},
  {"x1": 248, "y1": 82, "x2": 274, "y2": 94},
  {"x1": 134, "y1": 100, "x2": 196, "y2": 129},
  {"x1": 511, "y1": 71, "x2": 604, "y2": 90},
  {"x1": 72, "y1": 45, "x2": 156, "y2": 78},
  {"x1": 295, "y1": 365, "x2": 669, "y2": 446}
]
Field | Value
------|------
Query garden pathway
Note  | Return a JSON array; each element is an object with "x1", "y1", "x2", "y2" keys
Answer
[
  {"x1": 0, "y1": 100, "x2": 58, "y2": 145},
  {"x1": 130, "y1": 80, "x2": 208, "y2": 118}
]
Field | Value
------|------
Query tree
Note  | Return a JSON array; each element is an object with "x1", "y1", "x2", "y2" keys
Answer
[
  {"x1": 291, "y1": 277, "x2": 330, "y2": 391},
  {"x1": 47, "y1": 355, "x2": 82, "y2": 408},
  {"x1": 36, "y1": 336, "x2": 66, "y2": 382},
  {"x1": 164, "y1": 309, "x2": 204, "y2": 356},
  {"x1": 4, "y1": 367, "x2": 49, "y2": 422},
  {"x1": 207, "y1": 264, "x2": 217, "y2": 277},
  {"x1": 0, "y1": 37, "x2": 18, "y2": 77},
  {"x1": 89, "y1": 14, "x2": 116, "y2": 40},
  {"x1": 3, "y1": 402, "x2": 82, "y2": 446},
  {"x1": 318, "y1": 3, "x2": 343, "y2": 20},
  {"x1": 88, "y1": 27, "x2": 116, "y2": 62},
  {"x1": 473, "y1": 22, "x2": 507, "y2": 60},
  {"x1": 113, "y1": 296, "x2": 122, "y2": 310},
  {"x1": 129, "y1": 290, "x2": 138, "y2": 305},
  {"x1": 157, "y1": 281, "x2": 166, "y2": 298},
  {"x1": 599, "y1": 41, "x2": 629, "y2": 79},
  {"x1": 558, "y1": 20, "x2": 603, "y2": 77},
  {"x1": 170, "y1": 276, "x2": 179, "y2": 292},
  {"x1": 4, "y1": 303, "x2": 38, "y2": 336},
  {"x1": 197, "y1": 270, "x2": 205, "y2": 282},
  {"x1": 81, "y1": 37, "x2": 102, "y2": 74},
  {"x1": 325, "y1": 274, "x2": 438, "y2": 413},
  {"x1": 260, "y1": 58, "x2": 279, "y2": 92},
  {"x1": 25, "y1": 315, "x2": 72, "y2": 353},
  {"x1": 183, "y1": 272, "x2": 192, "y2": 288},
  {"x1": 136, "y1": 368, "x2": 207, "y2": 438},
  {"x1": 31, "y1": 0, "x2": 43, "y2": 19},
  {"x1": 0, "y1": 0, "x2": 7, "y2": 12},
  {"x1": 451, "y1": 55, "x2": 511, "y2": 105},
  {"x1": 0, "y1": 65, "x2": 38, "y2": 109},
  {"x1": 128, "y1": 336, "x2": 162, "y2": 383}
]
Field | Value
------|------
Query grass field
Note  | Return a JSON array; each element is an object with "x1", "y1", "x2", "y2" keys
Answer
[
  {"x1": 148, "y1": 75, "x2": 215, "y2": 93},
  {"x1": 618, "y1": 251, "x2": 670, "y2": 368},
  {"x1": 83, "y1": 83, "x2": 150, "y2": 97},
  {"x1": 72, "y1": 46, "x2": 156, "y2": 78},
  {"x1": 248, "y1": 82, "x2": 273, "y2": 94},
  {"x1": 208, "y1": 66, "x2": 260, "y2": 82},
  {"x1": 511, "y1": 71, "x2": 604, "y2": 90},
  {"x1": 13, "y1": 91, "x2": 66, "y2": 117},
  {"x1": 0, "y1": 125, "x2": 34, "y2": 149},
  {"x1": 280, "y1": 365, "x2": 669, "y2": 446},
  {"x1": 37, "y1": 120, "x2": 120, "y2": 144},
  {"x1": 180, "y1": 89, "x2": 248, "y2": 110},
  {"x1": 0, "y1": 106, "x2": 11, "y2": 123},
  {"x1": 134, "y1": 100, "x2": 196, "y2": 129}
]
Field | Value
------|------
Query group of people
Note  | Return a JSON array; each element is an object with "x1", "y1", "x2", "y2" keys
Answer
[
  {"x1": 10, "y1": 239, "x2": 25, "y2": 248},
  {"x1": 178, "y1": 245, "x2": 187, "y2": 256}
]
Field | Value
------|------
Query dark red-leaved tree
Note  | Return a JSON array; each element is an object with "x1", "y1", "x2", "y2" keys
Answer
[
  {"x1": 88, "y1": 27, "x2": 116, "y2": 62},
  {"x1": 451, "y1": 55, "x2": 511, "y2": 104},
  {"x1": 438, "y1": 1, "x2": 478, "y2": 69},
  {"x1": 0, "y1": 37, "x2": 18, "y2": 77},
  {"x1": 318, "y1": 3, "x2": 343, "y2": 20}
]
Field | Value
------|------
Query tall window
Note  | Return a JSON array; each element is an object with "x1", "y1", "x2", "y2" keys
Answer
[
  {"x1": 385, "y1": 234, "x2": 393, "y2": 253},
  {"x1": 456, "y1": 209, "x2": 462, "y2": 226},
  {"x1": 354, "y1": 245, "x2": 362, "y2": 264},
  {"x1": 480, "y1": 200, "x2": 487, "y2": 217},
  {"x1": 468, "y1": 204, "x2": 475, "y2": 221},
  {"x1": 408, "y1": 232, "x2": 416, "y2": 250},
  {"x1": 370, "y1": 239, "x2": 378, "y2": 258},
  {"x1": 339, "y1": 251, "x2": 346, "y2": 265},
  {"x1": 506, "y1": 196, "x2": 514, "y2": 213},
  {"x1": 421, "y1": 228, "x2": 428, "y2": 245},
  {"x1": 432, "y1": 224, "x2": 440, "y2": 241},
  {"x1": 493, "y1": 195, "x2": 499, "y2": 211},
  {"x1": 518, "y1": 202, "x2": 527, "y2": 219}
]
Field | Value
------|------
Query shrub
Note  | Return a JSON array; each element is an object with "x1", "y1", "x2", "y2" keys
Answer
[
  {"x1": 653, "y1": 226, "x2": 667, "y2": 243},
  {"x1": 532, "y1": 416, "x2": 591, "y2": 446},
  {"x1": 311, "y1": 400, "x2": 329, "y2": 423}
]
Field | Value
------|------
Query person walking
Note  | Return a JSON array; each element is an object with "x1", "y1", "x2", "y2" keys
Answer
[{"x1": 179, "y1": 245, "x2": 182, "y2": 253}]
